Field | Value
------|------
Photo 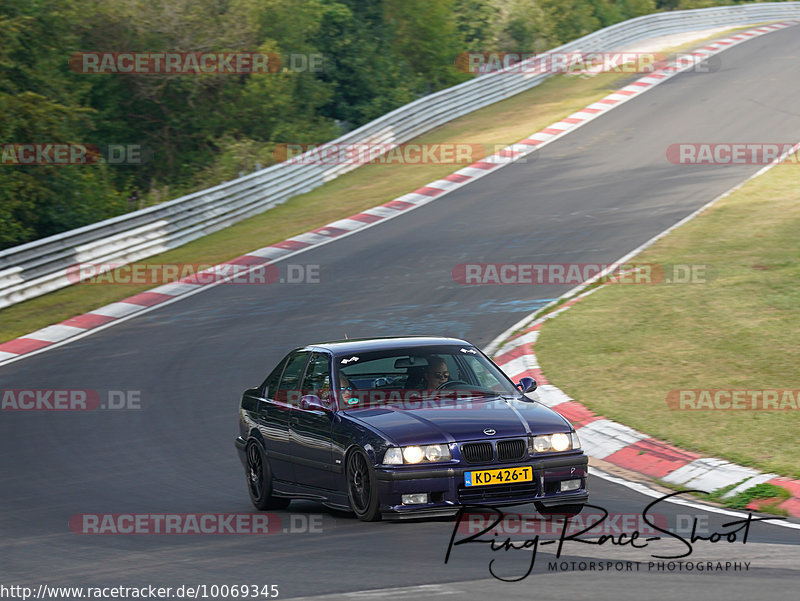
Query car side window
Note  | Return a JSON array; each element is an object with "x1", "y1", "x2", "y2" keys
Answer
[
  {"x1": 301, "y1": 352, "x2": 333, "y2": 402},
  {"x1": 277, "y1": 351, "x2": 311, "y2": 393},
  {"x1": 262, "y1": 357, "x2": 288, "y2": 398}
]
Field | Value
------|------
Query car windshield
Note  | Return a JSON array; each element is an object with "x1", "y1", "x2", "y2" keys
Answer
[{"x1": 335, "y1": 344, "x2": 519, "y2": 409}]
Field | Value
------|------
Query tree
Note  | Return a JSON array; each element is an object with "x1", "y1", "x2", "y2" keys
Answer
[{"x1": 0, "y1": 1, "x2": 125, "y2": 248}]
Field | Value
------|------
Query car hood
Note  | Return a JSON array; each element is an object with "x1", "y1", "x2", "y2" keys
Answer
[{"x1": 345, "y1": 397, "x2": 571, "y2": 445}]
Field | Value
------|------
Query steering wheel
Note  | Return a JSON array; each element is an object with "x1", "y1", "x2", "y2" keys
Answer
[{"x1": 436, "y1": 379, "x2": 468, "y2": 390}]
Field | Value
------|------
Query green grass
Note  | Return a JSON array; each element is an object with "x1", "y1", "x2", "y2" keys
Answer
[
  {"x1": 722, "y1": 483, "x2": 790, "y2": 512},
  {"x1": 706, "y1": 481, "x2": 790, "y2": 516},
  {"x1": 535, "y1": 155, "x2": 800, "y2": 479},
  {"x1": 654, "y1": 479, "x2": 790, "y2": 516}
]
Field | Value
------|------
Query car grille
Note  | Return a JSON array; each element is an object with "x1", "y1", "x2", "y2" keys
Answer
[
  {"x1": 458, "y1": 482, "x2": 538, "y2": 503},
  {"x1": 460, "y1": 439, "x2": 527, "y2": 464},
  {"x1": 497, "y1": 439, "x2": 526, "y2": 461},
  {"x1": 460, "y1": 442, "x2": 494, "y2": 464}
]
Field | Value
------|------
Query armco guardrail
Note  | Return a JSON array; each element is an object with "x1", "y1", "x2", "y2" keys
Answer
[{"x1": 1, "y1": 3, "x2": 799, "y2": 309}]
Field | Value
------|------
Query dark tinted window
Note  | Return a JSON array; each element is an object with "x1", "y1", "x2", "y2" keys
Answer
[
  {"x1": 278, "y1": 351, "x2": 310, "y2": 391},
  {"x1": 301, "y1": 352, "x2": 333, "y2": 402},
  {"x1": 262, "y1": 356, "x2": 288, "y2": 398}
]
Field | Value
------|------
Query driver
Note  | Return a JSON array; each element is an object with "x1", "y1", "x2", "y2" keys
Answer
[
  {"x1": 421, "y1": 356, "x2": 450, "y2": 389},
  {"x1": 338, "y1": 374, "x2": 360, "y2": 405}
]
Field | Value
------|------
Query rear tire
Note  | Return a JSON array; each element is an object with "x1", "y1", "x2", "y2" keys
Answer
[
  {"x1": 346, "y1": 448, "x2": 381, "y2": 522},
  {"x1": 246, "y1": 441, "x2": 290, "y2": 510}
]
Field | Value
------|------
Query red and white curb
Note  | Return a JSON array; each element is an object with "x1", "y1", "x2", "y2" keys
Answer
[
  {"x1": 0, "y1": 20, "x2": 795, "y2": 369},
  {"x1": 488, "y1": 125, "x2": 800, "y2": 519},
  {"x1": 489, "y1": 131, "x2": 800, "y2": 517}
]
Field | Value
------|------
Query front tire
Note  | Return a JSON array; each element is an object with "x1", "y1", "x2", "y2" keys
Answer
[
  {"x1": 346, "y1": 448, "x2": 381, "y2": 522},
  {"x1": 246, "y1": 441, "x2": 290, "y2": 510}
]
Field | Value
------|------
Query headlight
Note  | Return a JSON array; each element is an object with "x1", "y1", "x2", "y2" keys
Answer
[
  {"x1": 529, "y1": 432, "x2": 577, "y2": 453},
  {"x1": 551, "y1": 432, "x2": 570, "y2": 451},
  {"x1": 384, "y1": 447, "x2": 403, "y2": 465},
  {"x1": 403, "y1": 446, "x2": 425, "y2": 464},
  {"x1": 425, "y1": 444, "x2": 448, "y2": 462},
  {"x1": 532, "y1": 436, "x2": 551, "y2": 453},
  {"x1": 383, "y1": 444, "x2": 452, "y2": 464}
]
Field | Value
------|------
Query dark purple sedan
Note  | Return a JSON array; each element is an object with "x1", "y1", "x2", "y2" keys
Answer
[{"x1": 235, "y1": 336, "x2": 588, "y2": 521}]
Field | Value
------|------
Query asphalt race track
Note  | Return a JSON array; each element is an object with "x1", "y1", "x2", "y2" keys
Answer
[{"x1": 1, "y1": 24, "x2": 799, "y2": 601}]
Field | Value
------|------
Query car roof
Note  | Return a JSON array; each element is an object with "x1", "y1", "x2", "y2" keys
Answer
[{"x1": 303, "y1": 336, "x2": 473, "y2": 355}]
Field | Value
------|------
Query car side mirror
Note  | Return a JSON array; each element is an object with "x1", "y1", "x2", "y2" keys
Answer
[
  {"x1": 516, "y1": 377, "x2": 537, "y2": 393},
  {"x1": 300, "y1": 395, "x2": 331, "y2": 412}
]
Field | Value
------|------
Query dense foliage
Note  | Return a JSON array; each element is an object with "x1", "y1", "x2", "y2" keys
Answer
[{"x1": 0, "y1": 0, "x2": 767, "y2": 248}]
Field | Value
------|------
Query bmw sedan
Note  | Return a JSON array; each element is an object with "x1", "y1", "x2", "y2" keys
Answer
[{"x1": 235, "y1": 336, "x2": 588, "y2": 521}]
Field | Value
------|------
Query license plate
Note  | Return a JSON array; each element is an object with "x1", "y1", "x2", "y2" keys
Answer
[{"x1": 464, "y1": 466, "x2": 533, "y2": 487}]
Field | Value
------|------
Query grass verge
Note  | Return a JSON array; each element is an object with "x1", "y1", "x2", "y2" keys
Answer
[
  {"x1": 717, "y1": 483, "x2": 790, "y2": 513},
  {"x1": 655, "y1": 479, "x2": 790, "y2": 516},
  {"x1": 535, "y1": 153, "x2": 800, "y2": 478}
]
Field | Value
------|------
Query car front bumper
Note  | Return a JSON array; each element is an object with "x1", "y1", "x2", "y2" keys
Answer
[{"x1": 373, "y1": 452, "x2": 588, "y2": 518}]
